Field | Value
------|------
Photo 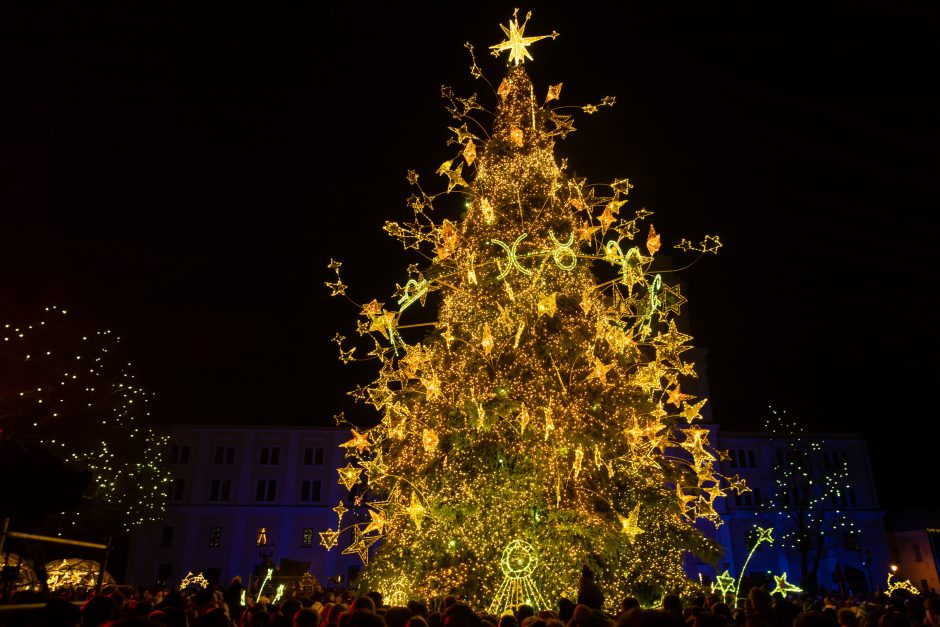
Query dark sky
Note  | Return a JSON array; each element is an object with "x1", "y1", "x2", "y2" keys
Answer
[{"x1": 3, "y1": 4, "x2": 938, "y2": 510}]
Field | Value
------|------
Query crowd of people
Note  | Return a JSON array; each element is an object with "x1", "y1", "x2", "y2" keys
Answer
[{"x1": 0, "y1": 574, "x2": 936, "y2": 627}]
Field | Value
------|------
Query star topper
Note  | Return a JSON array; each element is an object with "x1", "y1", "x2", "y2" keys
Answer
[{"x1": 489, "y1": 9, "x2": 558, "y2": 66}]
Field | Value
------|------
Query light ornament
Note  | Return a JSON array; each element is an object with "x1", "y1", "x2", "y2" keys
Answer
[
  {"x1": 481, "y1": 323, "x2": 494, "y2": 355},
  {"x1": 618, "y1": 503, "x2": 646, "y2": 543},
  {"x1": 340, "y1": 429, "x2": 371, "y2": 455},
  {"x1": 337, "y1": 464, "x2": 362, "y2": 490},
  {"x1": 259, "y1": 568, "x2": 274, "y2": 597},
  {"x1": 537, "y1": 293, "x2": 557, "y2": 317},
  {"x1": 714, "y1": 570, "x2": 736, "y2": 596},
  {"x1": 319, "y1": 529, "x2": 340, "y2": 550},
  {"x1": 422, "y1": 428, "x2": 439, "y2": 452},
  {"x1": 405, "y1": 492, "x2": 427, "y2": 528},
  {"x1": 180, "y1": 572, "x2": 209, "y2": 590},
  {"x1": 332, "y1": 501, "x2": 348, "y2": 522},
  {"x1": 487, "y1": 540, "x2": 550, "y2": 614},
  {"x1": 273, "y1": 584, "x2": 285, "y2": 604},
  {"x1": 735, "y1": 527, "x2": 774, "y2": 602},
  {"x1": 887, "y1": 572, "x2": 920, "y2": 596},
  {"x1": 397, "y1": 279, "x2": 429, "y2": 313},
  {"x1": 489, "y1": 9, "x2": 558, "y2": 66},
  {"x1": 771, "y1": 572, "x2": 803, "y2": 595}
]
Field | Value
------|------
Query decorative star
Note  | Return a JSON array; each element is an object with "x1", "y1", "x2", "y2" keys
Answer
[
  {"x1": 337, "y1": 464, "x2": 362, "y2": 490},
  {"x1": 440, "y1": 324, "x2": 456, "y2": 349},
  {"x1": 489, "y1": 9, "x2": 558, "y2": 66},
  {"x1": 660, "y1": 282, "x2": 687, "y2": 317},
  {"x1": 436, "y1": 160, "x2": 467, "y2": 193},
  {"x1": 545, "y1": 82, "x2": 563, "y2": 103},
  {"x1": 422, "y1": 428, "x2": 439, "y2": 452},
  {"x1": 646, "y1": 224, "x2": 661, "y2": 255},
  {"x1": 332, "y1": 501, "x2": 348, "y2": 521},
  {"x1": 340, "y1": 429, "x2": 371, "y2": 456},
  {"x1": 575, "y1": 220, "x2": 600, "y2": 243},
  {"x1": 361, "y1": 300, "x2": 384, "y2": 317},
  {"x1": 667, "y1": 385, "x2": 695, "y2": 408},
  {"x1": 597, "y1": 206, "x2": 618, "y2": 233},
  {"x1": 421, "y1": 373, "x2": 442, "y2": 399},
  {"x1": 517, "y1": 405, "x2": 531, "y2": 434},
  {"x1": 680, "y1": 398, "x2": 709, "y2": 423},
  {"x1": 406, "y1": 492, "x2": 427, "y2": 528},
  {"x1": 325, "y1": 279, "x2": 347, "y2": 296},
  {"x1": 481, "y1": 322, "x2": 494, "y2": 355},
  {"x1": 756, "y1": 527, "x2": 774, "y2": 544},
  {"x1": 537, "y1": 292, "x2": 557, "y2": 317},
  {"x1": 772, "y1": 572, "x2": 803, "y2": 595},
  {"x1": 463, "y1": 141, "x2": 477, "y2": 166},
  {"x1": 362, "y1": 507, "x2": 387, "y2": 536},
  {"x1": 715, "y1": 570, "x2": 736, "y2": 595},
  {"x1": 618, "y1": 503, "x2": 646, "y2": 543},
  {"x1": 586, "y1": 356, "x2": 614, "y2": 386},
  {"x1": 318, "y1": 529, "x2": 340, "y2": 550}
]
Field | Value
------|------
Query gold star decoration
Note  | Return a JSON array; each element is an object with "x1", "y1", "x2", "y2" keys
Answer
[
  {"x1": 489, "y1": 9, "x2": 558, "y2": 66},
  {"x1": 319, "y1": 529, "x2": 340, "y2": 550},
  {"x1": 573, "y1": 445, "x2": 584, "y2": 477},
  {"x1": 436, "y1": 160, "x2": 467, "y2": 193},
  {"x1": 406, "y1": 492, "x2": 427, "y2": 529},
  {"x1": 545, "y1": 82, "x2": 563, "y2": 103},
  {"x1": 646, "y1": 224, "x2": 661, "y2": 255},
  {"x1": 362, "y1": 507, "x2": 387, "y2": 536},
  {"x1": 332, "y1": 501, "x2": 348, "y2": 522},
  {"x1": 586, "y1": 356, "x2": 614, "y2": 386},
  {"x1": 517, "y1": 405, "x2": 531, "y2": 434},
  {"x1": 680, "y1": 398, "x2": 708, "y2": 423},
  {"x1": 337, "y1": 464, "x2": 362, "y2": 490},
  {"x1": 422, "y1": 428, "x2": 439, "y2": 453},
  {"x1": 667, "y1": 385, "x2": 695, "y2": 408},
  {"x1": 343, "y1": 527, "x2": 381, "y2": 564},
  {"x1": 509, "y1": 127, "x2": 524, "y2": 147},
  {"x1": 481, "y1": 322, "x2": 494, "y2": 355},
  {"x1": 340, "y1": 429, "x2": 371, "y2": 456},
  {"x1": 660, "y1": 282, "x2": 687, "y2": 317},
  {"x1": 537, "y1": 292, "x2": 557, "y2": 317},
  {"x1": 421, "y1": 372, "x2": 442, "y2": 399},
  {"x1": 618, "y1": 503, "x2": 646, "y2": 543},
  {"x1": 463, "y1": 141, "x2": 477, "y2": 166}
]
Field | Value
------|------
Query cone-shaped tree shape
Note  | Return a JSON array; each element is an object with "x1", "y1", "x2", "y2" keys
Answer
[{"x1": 324, "y1": 11, "x2": 743, "y2": 610}]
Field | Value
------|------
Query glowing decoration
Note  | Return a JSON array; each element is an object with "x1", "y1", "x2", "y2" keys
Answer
[
  {"x1": 44, "y1": 559, "x2": 116, "y2": 592},
  {"x1": 537, "y1": 293, "x2": 557, "y2": 317},
  {"x1": 322, "y1": 9, "x2": 735, "y2": 609},
  {"x1": 489, "y1": 9, "x2": 558, "y2": 66},
  {"x1": 735, "y1": 527, "x2": 774, "y2": 601},
  {"x1": 337, "y1": 464, "x2": 362, "y2": 490},
  {"x1": 618, "y1": 503, "x2": 646, "y2": 543},
  {"x1": 887, "y1": 572, "x2": 921, "y2": 596},
  {"x1": 180, "y1": 572, "x2": 209, "y2": 590},
  {"x1": 491, "y1": 233, "x2": 532, "y2": 278},
  {"x1": 333, "y1": 501, "x2": 349, "y2": 522},
  {"x1": 771, "y1": 572, "x2": 802, "y2": 595},
  {"x1": 714, "y1": 570, "x2": 736, "y2": 596},
  {"x1": 319, "y1": 529, "x2": 340, "y2": 550},
  {"x1": 273, "y1": 584, "x2": 285, "y2": 604},
  {"x1": 341, "y1": 429, "x2": 371, "y2": 455},
  {"x1": 258, "y1": 568, "x2": 273, "y2": 597},
  {"x1": 240, "y1": 590, "x2": 246, "y2": 606},
  {"x1": 488, "y1": 540, "x2": 550, "y2": 614},
  {"x1": 422, "y1": 428, "x2": 439, "y2": 452}
]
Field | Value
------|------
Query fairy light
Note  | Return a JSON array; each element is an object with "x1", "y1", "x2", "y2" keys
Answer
[
  {"x1": 0, "y1": 306, "x2": 169, "y2": 533},
  {"x1": 735, "y1": 527, "x2": 774, "y2": 602},
  {"x1": 322, "y1": 10, "x2": 734, "y2": 609}
]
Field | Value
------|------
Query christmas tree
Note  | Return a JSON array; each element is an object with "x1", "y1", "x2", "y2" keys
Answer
[{"x1": 323, "y1": 10, "x2": 746, "y2": 609}]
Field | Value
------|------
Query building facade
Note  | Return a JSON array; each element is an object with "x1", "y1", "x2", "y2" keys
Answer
[{"x1": 125, "y1": 425, "x2": 364, "y2": 590}]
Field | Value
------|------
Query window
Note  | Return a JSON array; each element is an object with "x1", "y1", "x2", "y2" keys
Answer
[
  {"x1": 729, "y1": 449, "x2": 756, "y2": 468},
  {"x1": 170, "y1": 445, "x2": 190, "y2": 464},
  {"x1": 843, "y1": 529, "x2": 860, "y2": 551},
  {"x1": 300, "y1": 480, "x2": 321, "y2": 503},
  {"x1": 302, "y1": 528, "x2": 314, "y2": 548},
  {"x1": 214, "y1": 446, "x2": 235, "y2": 465},
  {"x1": 209, "y1": 479, "x2": 231, "y2": 502},
  {"x1": 747, "y1": 450, "x2": 756, "y2": 468},
  {"x1": 209, "y1": 527, "x2": 222, "y2": 548},
  {"x1": 256, "y1": 479, "x2": 277, "y2": 502},
  {"x1": 303, "y1": 447, "x2": 325, "y2": 466},
  {"x1": 171, "y1": 478, "x2": 185, "y2": 501},
  {"x1": 734, "y1": 491, "x2": 754, "y2": 507},
  {"x1": 753, "y1": 487, "x2": 762, "y2": 507},
  {"x1": 259, "y1": 446, "x2": 281, "y2": 465},
  {"x1": 160, "y1": 526, "x2": 174, "y2": 548},
  {"x1": 156, "y1": 563, "x2": 172, "y2": 587},
  {"x1": 914, "y1": 544, "x2": 924, "y2": 562}
]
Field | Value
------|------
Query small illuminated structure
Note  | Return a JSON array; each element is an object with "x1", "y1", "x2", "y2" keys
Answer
[
  {"x1": 180, "y1": 571, "x2": 209, "y2": 590},
  {"x1": 487, "y1": 540, "x2": 549, "y2": 614}
]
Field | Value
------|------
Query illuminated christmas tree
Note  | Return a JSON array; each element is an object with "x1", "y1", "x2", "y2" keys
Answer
[
  {"x1": 323, "y1": 10, "x2": 747, "y2": 609},
  {"x1": 0, "y1": 305, "x2": 169, "y2": 537}
]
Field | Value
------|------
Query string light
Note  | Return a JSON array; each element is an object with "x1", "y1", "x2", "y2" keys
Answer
[{"x1": 322, "y1": 10, "x2": 734, "y2": 608}]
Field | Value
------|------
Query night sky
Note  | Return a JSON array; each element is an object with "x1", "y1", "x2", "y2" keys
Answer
[{"x1": 3, "y1": 4, "x2": 938, "y2": 510}]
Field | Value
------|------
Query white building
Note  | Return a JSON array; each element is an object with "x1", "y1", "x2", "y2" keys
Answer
[{"x1": 125, "y1": 425, "x2": 364, "y2": 590}]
